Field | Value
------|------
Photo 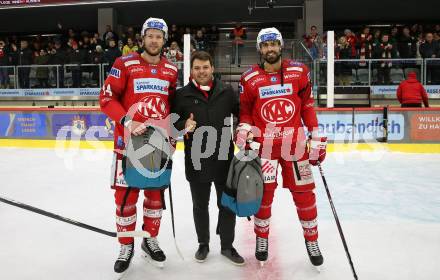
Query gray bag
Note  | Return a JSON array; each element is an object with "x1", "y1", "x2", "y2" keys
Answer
[
  {"x1": 221, "y1": 149, "x2": 264, "y2": 217},
  {"x1": 122, "y1": 126, "x2": 173, "y2": 189}
]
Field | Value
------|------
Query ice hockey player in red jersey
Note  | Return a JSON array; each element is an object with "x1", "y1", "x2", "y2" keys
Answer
[
  {"x1": 99, "y1": 17, "x2": 178, "y2": 274},
  {"x1": 236, "y1": 27, "x2": 327, "y2": 267}
]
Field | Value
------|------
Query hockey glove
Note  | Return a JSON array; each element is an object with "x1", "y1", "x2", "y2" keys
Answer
[
  {"x1": 308, "y1": 137, "x2": 327, "y2": 166},
  {"x1": 235, "y1": 123, "x2": 253, "y2": 150}
]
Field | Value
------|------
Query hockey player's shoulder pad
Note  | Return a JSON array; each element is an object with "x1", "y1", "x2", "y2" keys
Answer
[
  {"x1": 120, "y1": 52, "x2": 142, "y2": 67},
  {"x1": 161, "y1": 57, "x2": 179, "y2": 74},
  {"x1": 284, "y1": 59, "x2": 307, "y2": 72},
  {"x1": 241, "y1": 64, "x2": 262, "y2": 83}
]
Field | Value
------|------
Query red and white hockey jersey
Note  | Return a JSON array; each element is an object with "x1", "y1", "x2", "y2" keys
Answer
[
  {"x1": 99, "y1": 52, "x2": 178, "y2": 150},
  {"x1": 239, "y1": 59, "x2": 319, "y2": 154}
]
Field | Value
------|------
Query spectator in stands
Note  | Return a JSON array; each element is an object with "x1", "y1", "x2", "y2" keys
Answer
[
  {"x1": 0, "y1": 40, "x2": 10, "y2": 89},
  {"x1": 420, "y1": 32, "x2": 440, "y2": 84},
  {"x1": 80, "y1": 35, "x2": 94, "y2": 83},
  {"x1": 194, "y1": 29, "x2": 209, "y2": 52},
  {"x1": 136, "y1": 38, "x2": 143, "y2": 54},
  {"x1": 164, "y1": 41, "x2": 183, "y2": 85},
  {"x1": 103, "y1": 38, "x2": 121, "y2": 70},
  {"x1": 68, "y1": 41, "x2": 84, "y2": 88},
  {"x1": 168, "y1": 24, "x2": 182, "y2": 48},
  {"x1": 303, "y1": 25, "x2": 322, "y2": 59},
  {"x1": 103, "y1": 25, "x2": 118, "y2": 47},
  {"x1": 185, "y1": 27, "x2": 192, "y2": 36},
  {"x1": 165, "y1": 41, "x2": 183, "y2": 64},
  {"x1": 201, "y1": 26, "x2": 208, "y2": 35},
  {"x1": 373, "y1": 34, "x2": 397, "y2": 84},
  {"x1": 396, "y1": 71, "x2": 429, "y2": 107},
  {"x1": 207, "y1": 25, "x2": 220, "y2": 59},
  {"x1": 335, "y1": 36, "x2": 354, "y2": 86},
  {"x1": 16, "y1": 40, "x2": 33, "y2": 88},
  {"x1": 357, "y1": 27, "x2": 373, "y2": 67},
  {"x1": 34, "y1": 49, "x2": 50, "y2": 88},
  {"x1": 127, "y1": 26, "x2": 135, "y2": 38},
  {"x1": 398, "y1": 27, "x2": 417, "y2": 59},
  {"x1": 122, "y1": 37, "x2": 138, "y2": 56},
  {"x1": 410, "y1": 24, "x2": 420, "y2": 37},
  {"x1": 90, "y1": 33, "x2": 103, "y2": 50},
  {"x1": 344, "y1": 29, "x2": 357, "y2": 58},
  {"x1": 91, "y1": 45, "x2": 104, "y2": 86},
  {"x1": 373, "y1": 29, "x2": 382, "y2": 46},
  {"x1": 389, "y1": 26, "x2": 399, "y2": 47},
  {"x1": 230, "y1": 22, "x2": 247, "y2": 65},
  {"x1": 49, "y1": 40, "x2": 66, "y2": 87},
  {"x1": 67, "y1": 29, "x2": 78, "y2": 43}
]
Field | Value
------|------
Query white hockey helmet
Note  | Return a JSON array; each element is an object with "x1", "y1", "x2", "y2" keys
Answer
[
  {"x1": 141, "y1": 17, "x2": 168, "y2": 41},
  {"x1": 256, "y1": 27, "x2": 284, "y2": 51}
]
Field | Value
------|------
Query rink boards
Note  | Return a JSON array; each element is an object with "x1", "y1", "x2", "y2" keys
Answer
[{"x1": 0, "y1": 107, "x2": 439, "y2": 153}]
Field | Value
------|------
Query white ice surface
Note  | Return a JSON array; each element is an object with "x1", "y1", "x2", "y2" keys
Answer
[{"x1": 0, "y1": 148, "x2": 439, "y2": 280}]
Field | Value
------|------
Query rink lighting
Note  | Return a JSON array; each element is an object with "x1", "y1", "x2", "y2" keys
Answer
[{"x1": 0, "y1": 0, "x2": 160, "y2": 9}]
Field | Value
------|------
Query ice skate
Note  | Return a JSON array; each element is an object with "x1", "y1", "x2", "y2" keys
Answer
[
  {"x1": 141, "y1": 237, "x2": 166, "y2": 268},
  {"x1": 305, "y1": 240, "x2": 324, "y2": 271},
  {"x1": 114, "y1": 243, "x2": 134, "y2": 277},
  {"x1": 255, "y1": 236, "x2": 268, "y2": 267}
]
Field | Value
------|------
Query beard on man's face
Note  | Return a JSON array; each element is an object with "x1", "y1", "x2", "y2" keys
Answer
[
  {"x1": 263, "y1": 50, "x2": 281, "y2": 64},
  {"x1": 144, "y1": 43, "x2": 162, "y2": 56}
]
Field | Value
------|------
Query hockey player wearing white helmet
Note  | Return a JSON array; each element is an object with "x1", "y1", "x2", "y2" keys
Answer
[
  {"x1": 100, "y1": 16, "x2": 179, "y2": 275},
  {"x1": 237, "y1": 27, "x2": 327, "y2": 268},
  {"x1": 141, "y1": 17, "x2": 168, "y2": 59}
]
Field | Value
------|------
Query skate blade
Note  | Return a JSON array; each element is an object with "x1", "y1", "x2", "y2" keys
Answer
[
  {"x1": 195, "y1": 257, "x2": 207, "y2": 263},
  {"x1": 313, "y1": 264, "x2": 323, "y2": 273},
  {"x1": 115, "y1": 270, "x2": 129, "y2": 280},
  {"x1": 142, "y1": 251, "x2": 165, "y2": 269}
]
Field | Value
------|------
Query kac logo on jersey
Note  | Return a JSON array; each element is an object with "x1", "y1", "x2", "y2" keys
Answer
[
  {"x1": 134, "y1": 78, "x2": 169, "y2": 95},
  {"x1": 259, "y1": 84, "x2": 293, "y2": 99},
  {"x1": 137, "y1": 96, "x2": 168, "y2": 120},
  {"x1": 260, "y1": 98, "x2": 295, "y2": 124},
  {"x1": 270, "y1": 76, "x2": 277, "y2": 83},
  {"x1": 109, "y1": 67, "x2": 121, "y2": 78}
]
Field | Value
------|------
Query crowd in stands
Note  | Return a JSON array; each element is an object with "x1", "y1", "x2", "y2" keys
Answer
[
  {"x1": 0, "y1": 23, "x2": 221, "y2": 89},
  {"x1": 303, "y1": 24, "x2": 440, "y2": 85}
]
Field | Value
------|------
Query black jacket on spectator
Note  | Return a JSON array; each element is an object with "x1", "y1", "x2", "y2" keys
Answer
[
  {"x1": 104, "y1": 47, "x2": 121, "y2": 67},
  {"x1": 336, "y1": 44, "x2": 353, "y2": 76},
  {"x1": 373, "y1": 42, "x2": 397, "y2": 61},
  {"x1": 397, "y1": 35, "x2": 417, "y2": 58},
  {"x1": 81, "y1": 44, "x2": 93, "y2": 64},
  {"x1": 172, "y1": 79, "x2": 239, "y2": 183},
  {"x1": 17, "y1": 47, "x2": 33, "y2": 65},
  {"x1": 420, "y1": 41, "x2": 440, "y2": 58},
  {"x1": 67, "y1": 48, "x2": 86, "y2": 70},
  {"x1": 193, "y1": 37, "x2": 209, "y2": 52},
  {"x1": 49, "y1": 47, "x2": 67, "y2": 65}
]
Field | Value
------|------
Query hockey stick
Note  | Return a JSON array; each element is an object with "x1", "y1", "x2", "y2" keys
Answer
[
  {"x1": 168, "y1": 184, "x2": 184, "y2": 260},
  {"x1": 376, "y1": 106, "x2": 388, "y2": 143},
  {"x1": 0, "y1": 195, "x2": 150, "y2": 239},
  {"x1": 316, "y1": 163, "x2": 359, "y2": 280}
]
